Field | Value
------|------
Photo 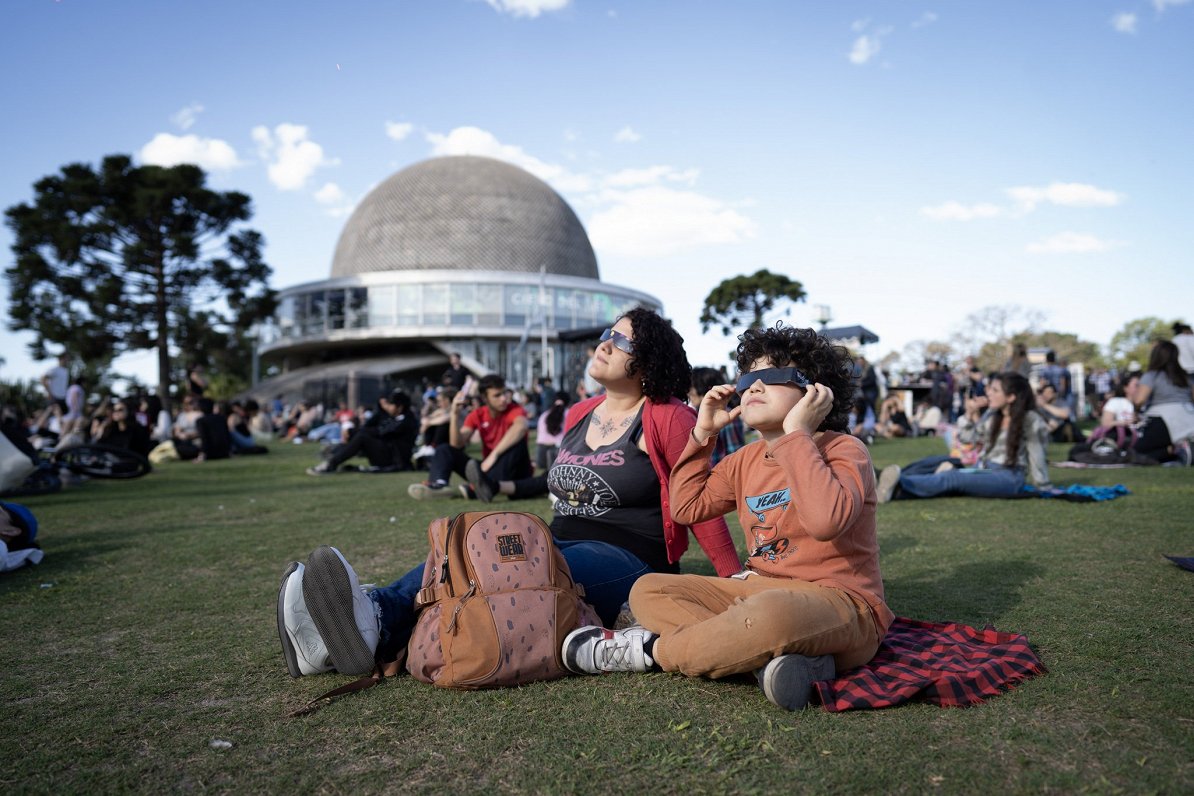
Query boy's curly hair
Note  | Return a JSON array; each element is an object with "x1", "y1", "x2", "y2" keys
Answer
[
  {"x1": 734, "y1": 324, "x2": 854, "y2": 432},
  {"x1": 622, "y1": 306, "x2": 692, "y2": 403}
]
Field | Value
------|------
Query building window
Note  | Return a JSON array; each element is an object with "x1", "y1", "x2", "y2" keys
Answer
[
  {"x1": 423, "y1": 284, "x2": 448, "y2": 325},
  {"x1": 477, "y1": 283, "x2": 502, "y2": 326},
  {"x1": 347, "y1": 288, "x2": 368, "y2": 328},
  {"x1": 306, "y1": 292, "x2": 326, "y2": 336},
  {"x1": 395, "y1": 283, "x2": 419, "y2": 326},
  {"x1": 450, "y1": 283, "x2": 477, "y2": 326},
  {"x1": 504, "y1": 284, "x2": 535, "y2": 328},
  {"x1": 278, "y1": 296, "x2": 296, "y2": 338},
  {"x1": 369, "y1": 285, "x2": 396, "y2": 327},
  {"x1": 328, "y1": 289, "x2": 346, "y2": 330},
  {"x1": 554, "y1": 288, "x2": 580, "y2": 331}
]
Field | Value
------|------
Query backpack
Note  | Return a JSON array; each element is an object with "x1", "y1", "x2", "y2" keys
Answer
[
  {"x1": 1087, "y1": 425, "x2": 1138, "y2": 456},
  {"x1": 286, "y1": 511, "x2": 600, "y2": 717},
  {"x1": 405, "y1": 510, "x2": 600, "y2": 689}
]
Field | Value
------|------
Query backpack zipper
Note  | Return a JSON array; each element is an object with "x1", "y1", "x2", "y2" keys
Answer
[{"x1": 446, "y1": 580, "x2": 477, "y2": 634}]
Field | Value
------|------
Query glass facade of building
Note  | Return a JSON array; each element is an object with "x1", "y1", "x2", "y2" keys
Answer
[{"x1": 262, "y1": 275, "x2": 658, "y2": 350}]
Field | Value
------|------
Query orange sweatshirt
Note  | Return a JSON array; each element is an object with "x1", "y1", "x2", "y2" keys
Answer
[{"x1": 670, "y1": 429, "x2": 894, "y2": 639}]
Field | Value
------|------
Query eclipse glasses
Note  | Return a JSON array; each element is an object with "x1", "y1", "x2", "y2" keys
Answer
[{"x1": 734, "y1": 367, "x2": 810, "y2": 394}]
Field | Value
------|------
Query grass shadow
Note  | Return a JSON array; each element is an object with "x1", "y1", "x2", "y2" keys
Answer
[{"x1": 885, "y1": 558, "x2": 1045, "y2": 626}]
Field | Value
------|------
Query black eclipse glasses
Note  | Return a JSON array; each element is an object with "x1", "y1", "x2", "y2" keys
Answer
[
  {"x1": 599, "y1": 327, "x2": 635, "y2": 355},
  {"x1": 735, "y1": 367, "x2": 811, "y2": 394}
]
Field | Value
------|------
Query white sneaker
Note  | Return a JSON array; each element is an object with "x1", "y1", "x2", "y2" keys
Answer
[
  {"x1": 562, "y1": 625, "x2": 656, "y2": 674},
  {"x1": 300, "y1": 546, "x2": 381, "y2": 676},
  {"x1": 277, "y1": 561, "x2": 334, "y2": 677},
  {"x1": 407, "y1": 481, "x2": 454, "y2": 500},
  {"x1": 877, "y1": 464, "x2": 902, "y2": 504}
]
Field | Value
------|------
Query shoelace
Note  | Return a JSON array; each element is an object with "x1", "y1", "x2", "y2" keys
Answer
[{"x1": 597, "y1": 635, "x2": 642, "y2": 669}]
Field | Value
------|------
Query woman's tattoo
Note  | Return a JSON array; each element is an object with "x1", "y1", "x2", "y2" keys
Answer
[{"x1": 590, "y1": 411, "x2": 634, "y2": 438}]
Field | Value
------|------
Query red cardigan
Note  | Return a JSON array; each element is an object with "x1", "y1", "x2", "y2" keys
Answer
[{"x1": 565, "y1": 395, "x2": 740, "y2": 577}]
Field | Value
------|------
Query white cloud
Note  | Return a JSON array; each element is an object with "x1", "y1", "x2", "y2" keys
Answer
[
  {"x1": 1111, "y1": 12, "x2": 1138, "y2": 33},
  {"x1": 849, "y1": 34, "x2": 883, "y2": 65},
  {"x1": 252, "y1": 123, "x2": 337, "y2": 191},
  {"x1": 171, "y1": 102, "x2": 204, "y2": 131},
  {"x1": 425, "y1": 125, "x2": 752, "y2": 258},
  {"x1": 426, "y1": 125, "x2": 592, "y2": 192},
  {"x1": 1153, "y1": 0, "x2": 1192, "y2": 11},
  {"x1": 602, "y1": 165, "x2": 699, "y2": 188},
  {"x1": 613, "y1": 126, "x2": 641, "y2": 143},
  {"x1": 920, "y1": 201, "x2": 1003, "y2": 221},
  {"x1": 849, "y1": 35, "x2": 882, "y2": 64},
  {"x1": 484, "y1": 0, "x2": 570, "y2": 18},
  {"x1": 139, "y1": 133, "x2": 242, "y2": 171},
  {"x1": 1007, "y1": 182, "x2": 1123, "y2": 211},
  {"x1": 587, "y1": 186, "x2": 757, "y2": 258},
  {"x1": 313, "y1": 182, "x2": 355, "y2": 217},
  {"x1": 911, "y1": 12, "x2": 938, "y2": 29},
  {"x1": 852, "y1": 18, "x2": 871, "y2": 33},
  {"x1": 1026, "y1": 232, "x2": 1121, "y2": 254},
  {"x1": 314, "y1": 182, "x2": 345, "y2": 204},
  {"x1": 385, "y1": 121, "x2": 414, "y2": 142}
]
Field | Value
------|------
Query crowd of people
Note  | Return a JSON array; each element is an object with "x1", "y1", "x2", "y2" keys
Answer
[{"x1": 6, "y1": 312, "x2": 1193, "y2": 713}]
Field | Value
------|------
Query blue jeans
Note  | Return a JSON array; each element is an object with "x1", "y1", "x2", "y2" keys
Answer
[
  {"x1": 898, "y1": 455, "x2": 1025, "y2": 499},
  {"x1": 369, "y1": 538, "x2": 652, "y2": 662}
]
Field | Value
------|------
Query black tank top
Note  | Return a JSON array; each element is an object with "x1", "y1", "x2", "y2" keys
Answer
[{"x1": 548, "y1": 405, "x2": 674, "y2": 573}]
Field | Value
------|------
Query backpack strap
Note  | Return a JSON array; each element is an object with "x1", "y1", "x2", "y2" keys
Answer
[
  {"x1": 285, "y1": 655, "x2": 406, "y2": 718},
  {"x1": 415, "y1": 584, "x2": 446, "y2": 609}
]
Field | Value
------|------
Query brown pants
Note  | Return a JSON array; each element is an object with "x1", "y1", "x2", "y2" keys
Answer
[{"x1": 629, "y1": 573, "x2": 880, "y2": 679}]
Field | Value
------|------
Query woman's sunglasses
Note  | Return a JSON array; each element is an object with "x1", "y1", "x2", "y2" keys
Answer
[
  {"x1": 735, "y1": 367, "x2": 810, "y2": 394},
  {"x1": 599, "y1": 327, "x2": 635, "y2": 355}
]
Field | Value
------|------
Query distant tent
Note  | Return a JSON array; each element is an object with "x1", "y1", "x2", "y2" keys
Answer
[{"x1": 820, "y1": 325, "x2": 880, "y2": 347}]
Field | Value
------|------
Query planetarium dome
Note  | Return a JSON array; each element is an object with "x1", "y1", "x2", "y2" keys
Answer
[{"x1": 330, "y1": 155, "x2": 600, "y2": 280}]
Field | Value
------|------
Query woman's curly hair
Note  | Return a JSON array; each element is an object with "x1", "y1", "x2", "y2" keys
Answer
[
  {"x1": 734, "y1": 324, "x2": 854, "y2": 432},
  {"x1": 622, "y1": 306, "x2": 692, "y2": 403}
]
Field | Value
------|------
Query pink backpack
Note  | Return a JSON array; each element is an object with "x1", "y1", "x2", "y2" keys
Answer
[{"x1": 406, "y1": 511, "x2": 600, "y2": 689}]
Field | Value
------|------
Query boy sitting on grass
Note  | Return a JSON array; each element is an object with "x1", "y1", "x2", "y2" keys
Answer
[{"x1": 563, "y1": 325, "x2": 893, "y2": 710}]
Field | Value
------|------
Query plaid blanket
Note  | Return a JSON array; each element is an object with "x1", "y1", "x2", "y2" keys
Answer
[{"x1": 813, "y1": 617, "x2": 1046, "y2": 711}]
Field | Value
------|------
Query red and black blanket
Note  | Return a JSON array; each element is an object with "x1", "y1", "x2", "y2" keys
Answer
[{"x1": 814, "y1": 616, "x2": 1046, "y2": 711}]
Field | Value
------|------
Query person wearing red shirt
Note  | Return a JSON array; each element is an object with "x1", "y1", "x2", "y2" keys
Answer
[{"x1": 408, "y1": 373, "x2": 531, "y2": 499}]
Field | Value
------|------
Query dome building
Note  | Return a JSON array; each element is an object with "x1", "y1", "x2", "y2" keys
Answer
[{"x1": 255, "y1": 155, "x2": 660, "y2": 406}]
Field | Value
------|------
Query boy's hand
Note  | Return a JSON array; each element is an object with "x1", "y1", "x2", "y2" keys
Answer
[
  {"x1": 783, "y1": 383, "x2": 834, "y2": 435},
  {"x1": 694, "y1": 384, "x2": 740, "y2": 445}
]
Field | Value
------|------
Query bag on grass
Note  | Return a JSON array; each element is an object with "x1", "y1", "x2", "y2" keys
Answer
[
  {"x1": 406, "y1": 510, "x2": 600, "y2": 689},
  {"x1": 0, "y1": 432, "x2": 38, "y2": 494}
]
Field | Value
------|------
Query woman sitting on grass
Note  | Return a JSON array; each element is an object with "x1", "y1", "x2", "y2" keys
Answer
[
  {"x1": 1132, "y1": 340, "x2": 1194, "y2": 466},
  {"x1": 276, "y1": 307, "x2": 741, "y2": 680},
  {"x1": 877, "y1": 371, "x2": 1051, "y2": 503},
  {"x1": 559, "y1": 325, "x2": 892, "y2": 712}
]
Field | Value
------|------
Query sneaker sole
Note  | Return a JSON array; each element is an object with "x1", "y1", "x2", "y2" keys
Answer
[
  {"x1": 877, "y1": 465, "x2": 901, "y2": 504},
  {"x1": 302, "y1": 546, "x2": 375, "y2": 676},
  {"x1": 465, "y1": 460, "x2": 494, "y2": 503},
  {"x1": 760, "y1": 654, "x2": 836, "y2": 711},
  {"x1": 276, "y1": 561, "x2": 303, "y2": 678}
]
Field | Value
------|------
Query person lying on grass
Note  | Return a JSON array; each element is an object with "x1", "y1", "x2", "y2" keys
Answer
[
  {"x1": 561, "y1": 324, "x2": 894, "y2": 712},
  {"x1": 875, "y1": 372, "x2": 1051, "y2": 504}
]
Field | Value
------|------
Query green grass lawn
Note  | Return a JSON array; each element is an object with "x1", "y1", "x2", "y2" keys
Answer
[{"x1": 2, "y1": 436, "x2": 1192, "y2": 794}]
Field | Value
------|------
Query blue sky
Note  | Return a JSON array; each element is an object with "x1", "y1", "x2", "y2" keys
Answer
[{"x1": 2, "y1": 0, "x2": 1192, "y2": 384}]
